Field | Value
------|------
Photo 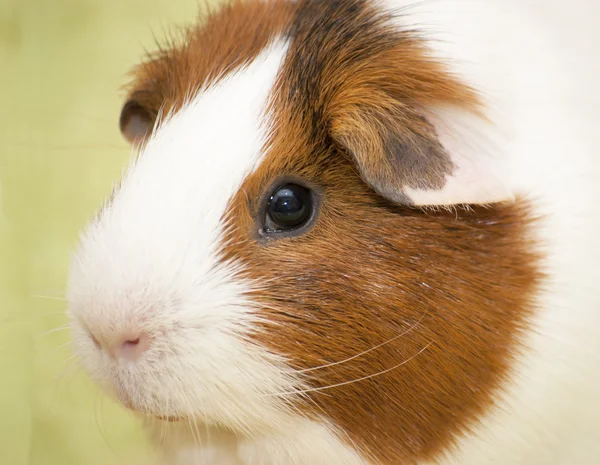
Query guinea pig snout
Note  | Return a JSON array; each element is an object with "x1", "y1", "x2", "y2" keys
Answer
[{"x1": 87, "y1": 327, "x2": 150, "y2": 362}]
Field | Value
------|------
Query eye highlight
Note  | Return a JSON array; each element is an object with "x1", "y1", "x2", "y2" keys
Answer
[{"x1": 263, "y1": 183, "x2": 316, "y2": 236}]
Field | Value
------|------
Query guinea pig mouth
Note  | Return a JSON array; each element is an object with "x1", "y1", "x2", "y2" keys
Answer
[
  {"x1": 114, "y1": 389, "x2": 182, "y2": 421},
  {"x1": 123, "y1": 402, "x2": 182, "y2": 422},
  {"x1": 155, "y1": 415, "x2": 182, "y2": 423}
]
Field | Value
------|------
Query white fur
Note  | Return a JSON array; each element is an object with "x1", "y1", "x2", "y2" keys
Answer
[
  {"x1": 383, "y1": 0, "x2": 600, "y2": 463},
  {"x1": 153, "y1": 419, "x2": 367, "y2": 465}
]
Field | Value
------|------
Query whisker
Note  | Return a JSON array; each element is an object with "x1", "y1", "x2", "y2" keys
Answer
[
  {"x1": 31, "y1": 294, "x2": 66, "y2": 302},
  {"x1": 272, "y1": 341, "x2": 434, "y2": 397},
  {"x1": 47, "y1": 353, "x2": 76, "y2": 417},
  {"x1": 285, "y1": 386, "x2": 331, "y2": 419},
  {"x1": 187, "y1": 415, "x2": 199, "y2": 448},
  {"x1": 190, "y1": 412, "x2": 203, "y2": 448},
  {"x1": 38, "y1": 340, "x2": 73, "y2": 363},
  {"x1": 146, "y1": 413, "x2": 157, "y2": 443},
  {"x1": 96, "y1": 391, "x2": 120, "y2": 460},
  {"x1": 38, "y1": 324, "x2": 70, "y2": 338},
  {"x1": 31, "y1": 311, "x2": 68, "y2": 317},
  {"x1": 56, "y1": 369, "x2": 81, "y2": 405},
  {"x1": 204, "y1": 420, "x2": 211, "y2": 455},
  {"x1": 8, "y1": 142, "x2": 127, "y2": 153},
  {"x1": 185, "y1": 404, "x2": 202, "y2": 448},
  {"x1": 55, "y1": 357, "x2": 80, "y2": 388},
  {"x1": 55, "y1": 340, "x2": 72, "y2": 351},
  {"x1": 159, "y1": 396, "x2": 171, "y2": 454},
  {"x1": 160, "y1": 419, "x2": 169, "y2": 455},
  {"x1": 297, "y1": 310, "x2": 428, "y2": 374},
  {"x1": 173, "y1": 373, "x2": 202, "y2": 447},
  {"x1": 47, "y1": 358, "x2": 80, "y2": 421}
]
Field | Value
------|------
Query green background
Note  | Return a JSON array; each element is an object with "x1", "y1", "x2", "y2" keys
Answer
[{"x1": 0, "y1": 1, "x2": 217, "y2": 463}]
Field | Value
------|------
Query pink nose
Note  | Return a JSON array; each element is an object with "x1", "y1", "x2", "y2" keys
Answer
[{"x1": 90, "y1": 330, "x2": 150, "y2": 361}]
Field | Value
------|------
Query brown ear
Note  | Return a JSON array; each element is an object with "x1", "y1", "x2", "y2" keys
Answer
[
  {"x1": 330, "y1": 99, "x2": 457, "y2": 205},
  {"x1": 330, "y1": 96, "x2": 514, "y2": 207},
  {"x1": 325, "y1": 34, "x2": 512, "y2": 205},
  {"x1": 118, "y1": 51, "x2": 171, "y2": 146},
  {"x1": 119, "y1": 99, "x2": 155, "y2": 145}
]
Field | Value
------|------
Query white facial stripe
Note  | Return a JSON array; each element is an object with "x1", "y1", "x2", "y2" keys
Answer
[
  {"x1": 72, "y1": 40, "x2": 289, "y2": 296},
  {"x1": 67, "y1": 40, "x2": 308, "y2": 431}
]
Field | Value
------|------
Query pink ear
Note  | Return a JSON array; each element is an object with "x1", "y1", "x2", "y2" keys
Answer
[{"x1": 404, "y1": 107, "x2": 514, "y2": 207}]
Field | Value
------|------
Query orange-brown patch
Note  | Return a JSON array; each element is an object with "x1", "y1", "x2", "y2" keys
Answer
[
  {"x1": 225, "y1": 166, "x2": 540, "y2": 464},
  {"x1": 221, "y1": 1, "x2": 540, "y2": 464}
]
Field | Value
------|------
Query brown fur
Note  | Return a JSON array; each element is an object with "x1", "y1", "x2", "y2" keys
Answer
[
  {"x1": 225, "y1": 180, "x2": 539, "y2": 464},
  {"x1": 121, "y1": 1, "x2": 541, "y2": 464},
  {"x1": 280, "y1": 0, "x2": 482, "y2": 205},
  {"x1": 119, "y1": 0, "x2": 294, "y2": 141}
]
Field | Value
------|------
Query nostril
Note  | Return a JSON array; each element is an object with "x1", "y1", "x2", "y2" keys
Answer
[
  {"x1": 118, "y1": 332, "x2": 150, "y2": 361},
  {"x1": 85, "y1": 327, "x2": 150, "y2": 361}
]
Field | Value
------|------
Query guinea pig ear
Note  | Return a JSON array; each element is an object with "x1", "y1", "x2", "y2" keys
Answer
[
  {"x1": 119, "y1": 100, "x2": 155, "y2": 145},
  {"x1": 330, "y1": 102, "x2": 512, "y2": 207}
]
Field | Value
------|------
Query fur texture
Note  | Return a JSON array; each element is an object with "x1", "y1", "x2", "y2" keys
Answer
[{"x1": 68, "y1": 1, "x2": 600, "y2": 464}]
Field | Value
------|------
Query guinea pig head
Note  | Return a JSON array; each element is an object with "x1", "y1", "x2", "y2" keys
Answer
[{"x1": 68, "y1": 1, "x2": 540, "y2": 463}]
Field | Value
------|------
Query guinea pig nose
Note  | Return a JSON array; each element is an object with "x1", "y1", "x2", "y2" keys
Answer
[{"x1": 114, "y1": 331, "x2": 150, "y2": 361}]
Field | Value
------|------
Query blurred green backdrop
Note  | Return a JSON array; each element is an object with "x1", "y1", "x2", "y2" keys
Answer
[{"x1": 0, "y1": 1, "x2": 218, "y2": 464}]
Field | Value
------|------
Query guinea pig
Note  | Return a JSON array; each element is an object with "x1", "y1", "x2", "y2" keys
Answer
[{"x1": 67, "y1": 1, "x2": 600, "y2": 464}]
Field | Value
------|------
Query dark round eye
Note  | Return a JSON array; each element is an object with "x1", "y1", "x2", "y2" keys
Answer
[{"x1": 265, "y1": 183, "x2": 314, "y2": 233}]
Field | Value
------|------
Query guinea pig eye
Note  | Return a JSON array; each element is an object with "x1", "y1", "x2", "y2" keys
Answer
[{"x1": 263, "y1": 183, "x2": 315, "y2": 235}]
